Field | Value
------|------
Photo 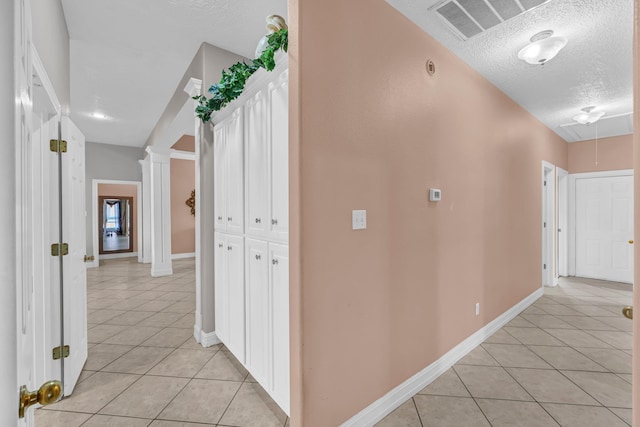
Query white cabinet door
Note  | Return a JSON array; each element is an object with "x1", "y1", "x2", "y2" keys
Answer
[
  {"x1": 576, "y1": 175, "x2": 634, "y2": 283},
  {"x1": 226, "y1": 108, "x2": 245, "y2": 234},
  {"x1": 245, "y1": 90, "x2": 270, "y2": 238},
  {"x1": 245, "y1": 238, "x2": 270, "y2": 387},
  {"x1": 226, "y1": 234, "x2": 245, "y2": 362},
  {"x1": 213, "y1": 124, "x2": 227, "y2": 231},
  {"x1": 214, "y1": 233, "x2": 228, "y2": 343},
  {"x1": 270, "y1": 243, "x2": 290, "y2": 414},
  {"x1": 269, "y1": 71, "x2": 289, "y2": 242}
]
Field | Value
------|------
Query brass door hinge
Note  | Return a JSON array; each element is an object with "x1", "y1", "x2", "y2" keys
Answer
[
  {"x1": 51, "y1": 243, "x2": 69, "y2": 256},
  {"x1": 52, "y1": 345, "x2": 70, "y2": 360},
  {"x1": 50, "y1": 139, "x2": 67, "y2": 153}
]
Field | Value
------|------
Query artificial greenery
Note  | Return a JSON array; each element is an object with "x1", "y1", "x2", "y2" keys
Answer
[{"x1": 194, "y1": 28, "x2": 288, "y2": 123}]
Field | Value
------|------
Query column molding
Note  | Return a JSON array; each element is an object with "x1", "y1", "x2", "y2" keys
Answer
[
  {"x1": 139, "y1": 157, "x2": 151, "y2": 264},
  {"x1": 146, "y1": 146, "x2": 173, "y2": 277}
]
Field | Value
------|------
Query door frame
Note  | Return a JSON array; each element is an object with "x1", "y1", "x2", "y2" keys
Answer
[
  {"x1": 90, "y1": 179, "x2": 142, "y2": 267},
  {"x1": 556, "y1": 167, "x2": 569, "y2": 278},
  {"x1": 542, "y1": 161, "x2": 556, "y2": 287},
  {"x1": 98, "y1": 195, "x2": 135, "y2": 255},
  {"x1": 568, "y1": 169, "x2": 634, "y2": 278}
]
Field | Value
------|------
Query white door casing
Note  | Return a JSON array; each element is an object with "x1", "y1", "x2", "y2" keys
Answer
[
  {"x1": 541, "y1": 161, "x2": 555, "y2": 287},
  {"x1": 575, "y1": 174, "x2": 634, "y2": 283},
  {"x1": 556, "y1": 168, "x2": 569, "y2": 277}
]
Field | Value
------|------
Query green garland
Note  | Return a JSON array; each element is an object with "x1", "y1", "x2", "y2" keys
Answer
[{"x1": 194, "y1": 28, "x2": 288, "y2": 123}]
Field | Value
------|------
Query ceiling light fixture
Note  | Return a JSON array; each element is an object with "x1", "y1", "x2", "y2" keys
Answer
[
  {"x1": 572, "y1": 106, "x2": 605, "y2": 125},
  {"x1": 92, "y1": 112, "x2": 107, "y2": 120},
  {"x1": 517, "y1": 30, "x2": 568, "y2": 65}
]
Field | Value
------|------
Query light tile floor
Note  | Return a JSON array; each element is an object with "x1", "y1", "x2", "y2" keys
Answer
[
  {"x1": 37, "y1": 257, "x2": 288, "y2": 427},
  {"x1": 37, "y1": 260, "x2": 633, "y2": 427},
  {"x1": 376, "y1": 276, "x2": 633, "y2": 427}
]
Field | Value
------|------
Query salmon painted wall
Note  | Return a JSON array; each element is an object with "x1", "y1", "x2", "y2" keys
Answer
[
  {"x1": 289, "y1": 1, "x2": 568, "y2": 425},
  {"x1": 97, "y1": 184, "x2": 138, "y2": 252},
  {"x1": 568, "y1": 134, "x2": 633, "y2": 173},
  {"x1": 632, "y1": 2, "x2": 639, "y2": 425},
  {"x1": 170, "y1": 158, "x2": 196, "y2": 255},
  {"x1": 172, "y1": 134, "x2": 196, "y2": 152}
]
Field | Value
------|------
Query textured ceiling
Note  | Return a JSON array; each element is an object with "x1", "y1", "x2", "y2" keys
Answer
[
  {"x1": 385, "y1": 0, "x2": 633, "y2": 142},
  {"x1": 61, "y1": 0, "x2": 287, "y2": 147}
]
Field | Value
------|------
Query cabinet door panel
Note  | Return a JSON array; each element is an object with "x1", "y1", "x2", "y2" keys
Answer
[
  {"x1": 270, "y1": 243, "x2": 289, "y2": 414},
  {"x1": 245, "y1": 90, "x2": 270, "y2": 238},
  {"x1": 213, "y1": 124, "x2": 227, "y2": 231},
  {"x1": 269, "y1": 71, "x2": 289, "y2": 242},
  {"x1": 214, "y1": 233, "x2": 228, "y2": 343},
  {"x1": 245, "y1": 238, "x2": 270, "y2": 387},
  {"x1": 226, "y1": 107, "x2": 245, "y2": 234},
  {"x1": 226, "y1": 234, "x2": 245, "y2": 362}
]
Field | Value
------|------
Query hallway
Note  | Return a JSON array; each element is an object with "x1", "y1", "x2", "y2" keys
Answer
[
  {"x1": 37, "y1": 258, "x2": 288, "y2": 427},
  {"x1": 377, "y1": 277, "x2": 633, "y2": 426}
]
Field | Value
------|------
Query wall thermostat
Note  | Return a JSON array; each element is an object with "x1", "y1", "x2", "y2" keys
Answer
[{"x1": 429, "y1": 188, "x2": 442, "y2": 202}]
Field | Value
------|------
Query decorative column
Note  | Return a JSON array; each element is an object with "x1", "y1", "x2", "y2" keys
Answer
[
  {"x1": 185, "y1": 78, "x2": 219, "y2": 346},
  {"x1": 139, "y1": 157, "x2": 151, "y2": 264},
  {"x1": 146, "y1": 146, "x2": 173, "y2": 277}
]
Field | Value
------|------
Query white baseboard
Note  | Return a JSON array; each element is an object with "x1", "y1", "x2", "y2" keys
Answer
[
  {"x1": 172, "y1": 252, "x2": 196, "y2": 260},
  {"x1": 86, "y1": 260, "x2": 99, "y2": 269},
  {"x1": 340, "y1": 287, "x2": 544, "y2": 427},
  {"x1": 151, "y1": 267, "x2": 173, "y2": 277},
  {"x1": 194, "y1": 325, "x2": 221, "y2": 347},
  {"x1": 99, "y1": 252, "x2": 138, "y2": 260}
]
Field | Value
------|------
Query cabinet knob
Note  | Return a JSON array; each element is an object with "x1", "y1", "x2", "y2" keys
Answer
[
  {"x1": 227, "y1": 246, "x2": 232, "y2": 251},
  {"x1": 272, "y1": 219, "x2": 278, "y2": 225},
  {"x1": 255, "y1": 254, "x2": 261, "y2": 260},
  {"x1": 218, "y1": 243, "x2": 223, "y2": 248},
  {"x1": 255, "y1": 218, "x2": 261, "y2": 224},
  {"x1": 218, "y1": 216, "x2": 222, "y2": 221},
  {"x1": 272, "y1": 259, "x2": 279, "y2": 265},
  {"x1": 228, "y1": 217, "x2": 232, "y2": 222}
]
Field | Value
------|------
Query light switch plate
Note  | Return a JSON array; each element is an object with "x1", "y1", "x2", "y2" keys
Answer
[{"x1": 352, "y1": 210, "x2": 367, "y2": 230}]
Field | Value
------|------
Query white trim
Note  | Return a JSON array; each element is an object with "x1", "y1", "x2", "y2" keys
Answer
[
  {"x1": 172, "y1": 252, "x2": 196, "y2": 260},
  {"x1": 194, "y1": 324, "x2": 221, "y2": 347},
  {"x1": 340, "y1": 287, "x2": 544, "y2": 427},
  {"x1": 568, "y1": 169, "x2": 634, "y2": 278},
  {"x1": 170, "y1": 149, "x2": 196, "y2": 161},
  {"x1": 91, "y1": 179, "x2": 142, "y2": 269},
  {"x1": 541, "y1": 161, "x2": 556, "y2": 287},
  {"x1": 30, "y1": 43, "x2": 61, "y2": 116},
  {"x1": 99, "y1": 252, "x2": 138, "y2": 260}
]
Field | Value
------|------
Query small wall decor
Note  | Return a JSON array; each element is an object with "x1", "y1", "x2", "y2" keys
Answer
[
  {"x1": 185, "y1": 190, "x2": 196, "y2": 216},
  {"x1": 426, "y1": 59, "x2": 436, "y2": 76}
]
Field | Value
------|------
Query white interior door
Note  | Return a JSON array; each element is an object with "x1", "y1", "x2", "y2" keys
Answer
[
  {"x1": 557, "y1": 168, "x2": 568, "y2": 277},
  {"x1": 576, "y1": 175, "x2": 634, "y2": 283},
  {"x1": 60, "y1": 116, "x2": 88, "y2": 395}
]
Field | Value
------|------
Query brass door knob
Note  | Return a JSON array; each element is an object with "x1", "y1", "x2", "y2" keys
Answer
[
  {"x1": 629, "y1": 240, "x2": 634, "y2": 244},
  {"x1": 19, "y1": 380, "x2": 62, "y2": 418},
  {"x1": 622, "y1": 306, "x2": 633, "y2": 320}
]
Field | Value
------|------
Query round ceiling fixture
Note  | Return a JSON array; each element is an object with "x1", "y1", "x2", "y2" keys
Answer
[
  {"x1": 517, "y1": 30, "x2": 568, "y2": 65},
  {"x1": 572, "y1": 106, "x2": 605, "y2": 125}
]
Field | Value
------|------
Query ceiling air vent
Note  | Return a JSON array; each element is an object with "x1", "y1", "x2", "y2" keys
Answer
[
  {"x1": 432, "y1": 0, "x2": 552, "y2": 40},
  {"x1": 558, "y1": 113, "x2": 634, "y2": 143}
]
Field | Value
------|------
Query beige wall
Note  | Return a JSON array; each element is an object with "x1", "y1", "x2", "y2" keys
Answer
[
  {"x1": 170, "y1": 158, "x2": 196, "y2": 255},
  {"x1": 289, "y1": 1, "x2": 568, "y2": 425},
  {"x1": 568, "y1": 134, "x2": 633, "y2": 173},
  {"x1": 632, "y1": 2, "x2": 639, "y2": 426},
  {"x1": 97, "y1": 184, "x2": 138, "y2": 252},
  {"x1": 172, "y1": 134, "x2": 196, "y2": 152}
]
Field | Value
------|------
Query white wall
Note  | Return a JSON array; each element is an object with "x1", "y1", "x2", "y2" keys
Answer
[
  {"x1": 85, "y1": 142, "x2": 144, "y2": 257},
  {"x1": 31, "y1": 0, "x2": 70, "y2": 112},
  {"x1": 0, "y1": 2, "x2": 16, "y2": 424}
]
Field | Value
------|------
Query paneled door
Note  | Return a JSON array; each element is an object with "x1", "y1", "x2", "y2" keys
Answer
[{"x1": 576, "y1": 175, "x2": 634, "y2": 283}]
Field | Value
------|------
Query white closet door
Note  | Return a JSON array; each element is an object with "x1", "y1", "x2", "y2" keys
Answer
[
  {"x1": 226, "y1": 108, "x2": 245, "y2": 234},
  {"x1": 226, "y1": 234, "x2": 245, "y2": 362},
  {"x1": 245, "y1": 90, "x2": 270, "y2": 238},
  {"x1": 214, "y1": 233, "x2": 228, "y2": 343},
  {"x1": 269, "y1": 71, "x2": 289, "y2": 243},
  {"x1": 270, "y1": 243, "x2": 290, "y2": 415},
  {"x1": 245, "y1": 238, "x2": 271, "y2": 387},
  {"x1": 213, "y1": 124, "x2": 227, "y2": 231},
  {"x1": 576, "y1": 175, "x2": 634, "y2": 283}
]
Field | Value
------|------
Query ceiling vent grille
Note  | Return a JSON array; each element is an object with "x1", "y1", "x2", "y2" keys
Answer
[
  {"x1": 431, "y1": 0, "x2": 552, "y2": 40},
  {"x1": 558, "y1": 113, "x2": 634, "y2": 143}
]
